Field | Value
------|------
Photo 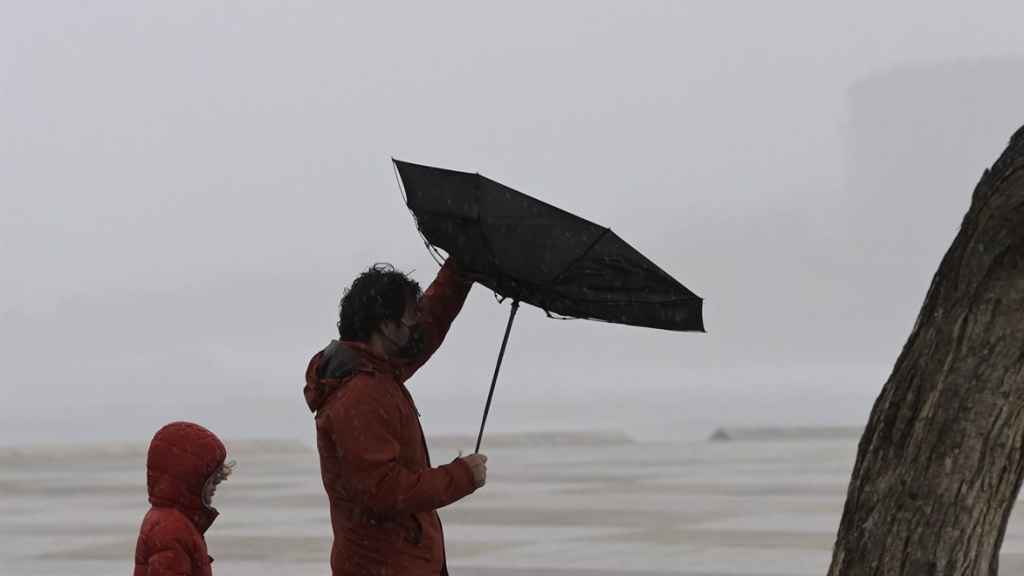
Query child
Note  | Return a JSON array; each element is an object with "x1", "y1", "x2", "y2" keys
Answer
[{"x1": 133, "y1": 422, "x2": 235, "y2": 576}]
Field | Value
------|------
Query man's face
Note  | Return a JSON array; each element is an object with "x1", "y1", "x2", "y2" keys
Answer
[
  {"x1": 398, "y1": 294, "x2": 419, "y2": 340},
  {"x1": 399, "y1": 291, "x2": 415, "y2": 327},
  {"x1": 382, "y1": 294, "x2": 422, "y2": 356}
]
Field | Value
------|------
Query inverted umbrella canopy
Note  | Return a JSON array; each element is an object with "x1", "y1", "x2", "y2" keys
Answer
[
  {"x1": 393, "y1": 159, "x2": 704, "y2": 332},
  {"x1": 393, "y1": 159, "x2": 705, "y2": 453}
]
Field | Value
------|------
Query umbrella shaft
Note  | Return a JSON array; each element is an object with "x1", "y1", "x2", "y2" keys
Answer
[{"x1": 475, "y1": 300, "x2": 520, "y2": 454}]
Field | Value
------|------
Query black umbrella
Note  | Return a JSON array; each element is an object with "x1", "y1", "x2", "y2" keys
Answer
[{"x1": 393, "y1": 159, "x2": 704, "y2": 451}]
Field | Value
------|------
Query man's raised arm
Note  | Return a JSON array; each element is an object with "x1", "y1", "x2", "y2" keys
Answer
[{"x1": 400, "y1": 257, "x2": 473, "y2": 380}]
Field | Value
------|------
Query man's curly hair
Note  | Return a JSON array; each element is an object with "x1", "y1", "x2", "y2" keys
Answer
[{"x1": 338, "y1": 263, "x2": 423, "y2": 342}]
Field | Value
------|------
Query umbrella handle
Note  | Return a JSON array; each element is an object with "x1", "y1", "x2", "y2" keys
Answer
[{"x1": 474, "y1": 299, "x2": 520, "y2": 454}]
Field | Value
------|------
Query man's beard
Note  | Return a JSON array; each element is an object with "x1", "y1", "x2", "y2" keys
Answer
[{"x1": 395, "y1": 325, "x2": 424, "y2": 359}]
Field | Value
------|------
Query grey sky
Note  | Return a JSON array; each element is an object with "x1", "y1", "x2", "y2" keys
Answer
[{"x1": 3, "y1": 2, "x2": 1023, "y2": 446}]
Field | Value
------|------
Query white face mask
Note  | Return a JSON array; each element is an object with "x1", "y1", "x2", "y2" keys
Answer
[{"x1": 202, "y1": 460, "x2": 236, "y2": 507}]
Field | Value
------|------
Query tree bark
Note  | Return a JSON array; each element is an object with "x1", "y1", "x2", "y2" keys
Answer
[{"x1": 828, "y1": 125, "x2": 1024, "y2": 576}]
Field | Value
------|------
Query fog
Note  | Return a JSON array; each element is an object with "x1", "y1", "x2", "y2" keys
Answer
[{"x1": 3, "y1": 1, "x2": 1023, "y2": 446}]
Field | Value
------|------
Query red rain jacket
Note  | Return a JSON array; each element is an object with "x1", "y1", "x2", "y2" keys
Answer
[
  {"x1": 133, "y1": 422, "x2": 227, "y2": 576},
  {"x1": 304, "y1": 259, "x2": 477, "y2": 576}
]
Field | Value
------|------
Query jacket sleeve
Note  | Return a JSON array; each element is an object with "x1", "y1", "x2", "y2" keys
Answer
[
  {"x1": 399, "y1": 257, "x2": 473, "y2": 381},
  {"x1": 329, "y1": 382, "x2": 477, "y2": 515},
  {"x1": 145, "y1": 543, "x2": 192, "y2": 576}
]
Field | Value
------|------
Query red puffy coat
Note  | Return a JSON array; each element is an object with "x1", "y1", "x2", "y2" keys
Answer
[
  {"x1": 304, "y1": 259, "x2": 478, "y2": 576},
  {"x1": 134, "y1": 421, "x2": 227, "y2": 576}
]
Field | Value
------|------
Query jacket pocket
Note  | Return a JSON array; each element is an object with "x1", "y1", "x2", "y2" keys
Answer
[{"x1": 398, "y1": 513, "x2": 432, "y2": 560}]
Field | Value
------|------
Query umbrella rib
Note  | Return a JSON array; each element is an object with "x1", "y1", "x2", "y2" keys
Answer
[
  {"x1": 391, "y1": 158, "x2": 408, "y2": 204},
  {"x1": 547, "y1": 226, "x2": 612, "y2": 286},
  {"x1": 472, "y1": 183, "x2": 514, "y2": 299}
]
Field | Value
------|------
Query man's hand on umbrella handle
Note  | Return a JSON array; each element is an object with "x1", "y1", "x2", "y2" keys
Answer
[{"x1": 460, "y1": 453, "x2": 488, "y2": 488}]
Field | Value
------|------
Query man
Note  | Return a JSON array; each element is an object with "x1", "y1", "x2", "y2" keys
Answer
[{"x1": 304, "y1": 257, "x2": 488, "y2": 576}]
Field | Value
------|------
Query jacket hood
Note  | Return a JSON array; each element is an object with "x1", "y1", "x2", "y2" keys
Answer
[
  {"x1": 304, "y1": 340, "x2": 393, "y2": 412},
  {"x1": 146, "y1": 421, "x2": 227, "y2": 533}
]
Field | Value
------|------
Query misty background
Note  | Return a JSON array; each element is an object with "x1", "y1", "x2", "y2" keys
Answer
[{"x1": 2, "y1": 2, "x2": 1023, "y2": 447}]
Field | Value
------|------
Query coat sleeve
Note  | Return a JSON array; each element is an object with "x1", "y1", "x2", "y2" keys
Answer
[
  {"x1": 398, "y1": 257, "x2": 473, "y2": 381},
  {"x1": 144, "y1": 543, "x2": 192, "y2": 576},
  {"x1": 329, "y1": 382, "x2": 477, "y2": 515}
]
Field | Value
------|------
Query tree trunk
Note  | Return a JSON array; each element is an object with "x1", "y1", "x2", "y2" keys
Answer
[{"x1": 828, "y1": 125, "x2": 1024, "y2": 576}]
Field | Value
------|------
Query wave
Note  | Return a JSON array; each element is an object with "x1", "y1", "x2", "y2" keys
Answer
[
  {"x1": 429, "y1": 429, "x2": 635, "y2": 450},
  {"x1": 708, "y1": 426, "x2": 862, "y2": 442},
  {"x1": 0, "y1": 438, "x2": 310, "y2": 464}
]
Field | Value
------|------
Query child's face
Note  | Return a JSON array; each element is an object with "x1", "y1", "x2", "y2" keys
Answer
[{"x1": 202, "y1": 460, "x2": 235, "y2": 507}]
